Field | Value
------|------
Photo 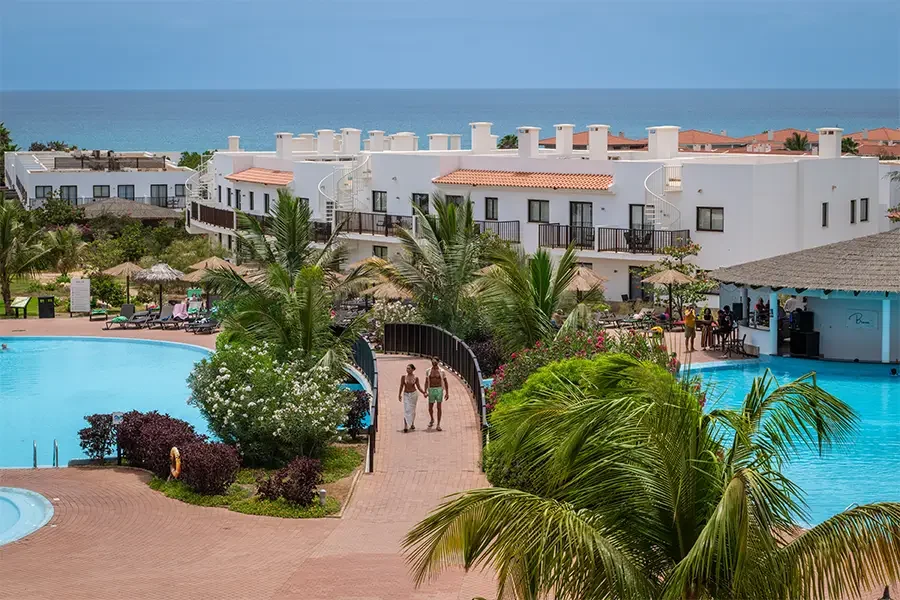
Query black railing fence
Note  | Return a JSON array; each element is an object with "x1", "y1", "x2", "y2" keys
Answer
[
  {"x1": 383, "y1": 323, "x2": 487, "y2": 442},
  {"x1": 351, "y1": 335, "x2": 378, "y2": 473},
  {"x1": 596, "y1": 227, "x2": 691, "y2": 254},
  {"x1": 475, "y1": 220, "x2": 521, "y2": 243},
  {"x1": 538, "y1": 224, "x2": 596, "y2": 250},
  {"x1": 336, "y1": 210, "x2": 413, "y2": 237}
]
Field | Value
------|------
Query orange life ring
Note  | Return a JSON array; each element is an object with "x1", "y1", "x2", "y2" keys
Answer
[{"x1": 169, "y1": 447, "x2": 182, "y2": 479}]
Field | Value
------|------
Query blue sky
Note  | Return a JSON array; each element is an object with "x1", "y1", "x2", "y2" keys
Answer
[{"x1": 1, "y1": 0, "x2": 897, "y2": 90}]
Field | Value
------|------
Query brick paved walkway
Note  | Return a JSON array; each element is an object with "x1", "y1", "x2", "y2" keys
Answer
[{"x1": 0, "y1": 319, "x2": 493, "y2": 600}]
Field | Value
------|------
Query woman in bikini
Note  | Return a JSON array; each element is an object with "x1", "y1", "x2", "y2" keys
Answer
[{"x1": 398, "y1": 363, "x2": 425, "y2": 433}]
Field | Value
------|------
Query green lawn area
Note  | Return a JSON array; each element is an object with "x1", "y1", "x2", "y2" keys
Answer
[
  {"x1": 149, "y1": 445, "x2": 363, "y2": 518},
  {"x1": 0, "y1": 278, "x2": 66, "y2": 318}
]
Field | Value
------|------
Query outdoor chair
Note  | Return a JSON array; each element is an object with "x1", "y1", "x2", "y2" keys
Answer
[
  {"x1": 190, "y1": 319, "x2": 220, "y2": 334},
  {"x1": 723, "y1": 333, "x2": 748, "y2": 358},
  {"x1": 123, "y1": 310, "x2": 153, "y2": 329},
  {"x1": 147, "y1": 304, "x2": 175, "y2": 329},
  {"x1": 104, "y1": 304, "x2": 136, "y2": 329}
]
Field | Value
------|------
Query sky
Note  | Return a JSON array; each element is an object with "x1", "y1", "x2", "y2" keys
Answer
[{"x1": 1, "y1": 0, "x2": 898, "y2": 90}]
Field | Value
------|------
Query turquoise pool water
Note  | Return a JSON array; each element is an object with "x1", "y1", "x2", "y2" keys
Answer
[
  {"x1": 0, "y1": 337, "x2": 210, "y2": 468},
  {"x1": 0, "y1": 487, "x2": 54, "y2": 545},
  {"x1": 698, "y1": 357, "x2": 900, "y2": 525}
]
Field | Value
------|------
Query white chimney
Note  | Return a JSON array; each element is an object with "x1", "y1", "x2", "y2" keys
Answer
[
  {"x1": 391, "y1": 132, "x2": 416, "y2": 152},
  {"x1": 341, "y1": 128, "x2": 361, "y2": 154},
  {"x1": 720, "y1": 130, "x2": 727, "y2": 137},
  {"x1": 555, "y1": 124, "x2": 575, "y2": 156},
  {"x1": 275, "y1": 132, "x2": 293, "y2": 159},
  {"x1": 316, "y1": 129, "x2": 335, "y2": 156},
  {"x1": 295, "y1": 134, "x2": 315, "y2": 152},
  {"x1": 363, "y1": 139, "x2": 370, "y2": 151},
  {"x1": 368, "y1": 130, "x2": 385, "y2": 152},
  {"x1": 767, "y1": 130, "x2": 774, "y2": 141},
  {"x1": 588, "y1": 124, "x2": 609, "y2": 161},
  {"x1": 647, "y1": 126, "x2": 680, "y2": 159},
  {"x1": 863, "y1": 128, "x2": 869, "y2": 140},
  {"x1": 414, "y1": 136, "x2": 420, "y2": 151},
  {"x1": 227, "y1": 136, "x2": 240, "y2": 152},
  {"x1": 517, "y1": 126, "x2": 541, "y2": 159},
  {"x1": 816, "y1": 127, "x2": 843, "y2": 159},
  {"x1": 470, "y1": 122, "x2": 493, "y2": 154},
  {"x1": 448, "y1": 134, "x2": 462, "y2": 150},
  {"x1": 428, "y1": 134, "x2": 449, "y2": 151}
]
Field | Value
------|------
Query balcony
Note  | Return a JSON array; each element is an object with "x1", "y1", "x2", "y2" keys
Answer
[
  {"x1": 538, "y1": 224, "x2": 596, "y2": 250},
  {"x1": 475, "y1": 220, "x2": 520, "y2": 243},
  {"x1": 194, "y1": 202, "x2": 236, "y2": 229},
  {"x1": 46, "y1": 196, "x2": 186, "y2": 209},
  {"x1": 312, "y1": 221, "x2": 332, "y2": 243},
  {"x1": 335, "y1": 210, "x2": 413, "y2": 237},
  {"x1": 596, "y1": 227, "x2": 691, "y2": 254}
]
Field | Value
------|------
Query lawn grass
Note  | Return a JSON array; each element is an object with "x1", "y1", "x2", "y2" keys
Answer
[
  {"x1": 232, "y1": 445, "x2": 363, "y2": 485},
  {"x1": 148, "y1": 479, "x2": 251, "y2": 507},
  {"x1": 229, "y1": 496, "x2": 340, "y2": 518}
]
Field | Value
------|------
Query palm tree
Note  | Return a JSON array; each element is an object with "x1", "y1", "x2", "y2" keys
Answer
[
  {"x1": 0, "y1": 122, "x2": 18, "y2": 186},
  {"x1": 0, "y1": 199, "x2": 48, "y2": 315},
  {"x1": 45, "y1": 224, "x2": 85, "y2": 276},
  {"x1": 479, "y1": 244, "x2": 602, "y2": 354},
  {"x1": 497, "y1": 134, "x2": 518, "y2": 149},
  {"x1": 842, "y1": 137, "x2": 860, "y2": 155},
  {"x1": 404, "y1": 354, "x2": 900, "y2": 599},
  {"x1": 369, "y1": 193, "x2": 486, "y2": 335},
  {"x1": 784, "y1": 132, "x2": 810, "y2": 151}
]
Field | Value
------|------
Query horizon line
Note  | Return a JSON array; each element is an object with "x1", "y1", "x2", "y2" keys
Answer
[{"x1": 2, "y1": 87, "x2": 897, "y2": 93}]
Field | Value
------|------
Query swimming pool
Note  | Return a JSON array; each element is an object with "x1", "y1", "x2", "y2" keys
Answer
[
  {"x1": 0, "y1": 487, "x2": 54, "y2": 545},
  {"x1": 0, "y1": 337, "x2": 210, "y2": 468},
  {"x1": 697, "y1": 357, "x2": 900, "y2": 525}
]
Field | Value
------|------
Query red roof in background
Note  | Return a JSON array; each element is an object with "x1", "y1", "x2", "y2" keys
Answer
[
  {"x1": 225, "y1": 168, "x2": 294, "y2": 186},
  {"x1": 538, "y1": 131, "x2": 645, "y2": 148},
  {"x1": 736, "y1": 128, "x2": 820, "y2": 144},
  {"x1": 846, "y1": 127, "x2": 900, "y2": 143},
  {"x1": 675, "y1": 130, "x2": 745, "y2": 145},
  {"x1": 433, "y1": 169, "x2": 613, "y2": 191},
  {"x1": 858, "y1": 144, "x2": 900, "y2": 157}
]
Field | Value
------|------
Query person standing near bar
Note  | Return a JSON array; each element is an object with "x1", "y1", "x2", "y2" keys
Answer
[
  {"x1": 425, "y1": 357, "x2": 449, "y2": 431},
  {"x1": 398, "y1": 363, "x2": 424, "y2": 433}
]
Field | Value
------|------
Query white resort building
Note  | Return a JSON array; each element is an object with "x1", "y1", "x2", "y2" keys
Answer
[
  {"x1": 185, "y1": 123, "x2": 896, "y2": 300},
  {"x1": 4, "y1": 150, "x2": 193, "y2": 210}
]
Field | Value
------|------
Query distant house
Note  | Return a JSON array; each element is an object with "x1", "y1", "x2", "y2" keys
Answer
[
  {"x1": 736, "y1": 128, "x2": 820, "y2": 151},
  {"x1": 539, "y1": 130, "x2": 646, "y2": 150}
]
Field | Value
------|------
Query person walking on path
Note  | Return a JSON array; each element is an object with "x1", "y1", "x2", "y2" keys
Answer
[
  {"x1": 398, "y1": 363, "x2": 424, "y2": 433},
  {"x1": 425, "y1": 357, "x2": 449, "y2": 431}
]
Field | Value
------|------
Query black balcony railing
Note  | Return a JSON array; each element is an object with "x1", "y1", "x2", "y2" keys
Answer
[
  {"x1": 335, "y1": 210, "x2": 413, "y2": 237},
  {"x1": 538, "y1": 224, "x2": 596, "y2": 250},
  {"x1": 197, "y1": 203, "x2": 236, "y2": 229},
  {"x1": 475, "y1": 220, "x2": 520, "y2": 243},
  {"x1": 596, "y1": 227, "x2": 692, "y2": 254}
]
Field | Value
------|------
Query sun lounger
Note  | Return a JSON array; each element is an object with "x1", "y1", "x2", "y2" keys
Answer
[
  {"x1": 10, "y1": 297, "x2": 31, "y2": 319},
  {"x1": 190, "y1": 318, "x2": 219, "y2": 334},
  {"x1": 147, "y1": 304, "x2": 175, "y2": 329},
  {"x1": 104, "y1": 304, "x2": 135, "y2": 329}
]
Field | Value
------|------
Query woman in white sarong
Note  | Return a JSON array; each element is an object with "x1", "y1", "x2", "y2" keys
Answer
[{"x1": 398, "y1": 363, "x2": 425, "y2": 433}]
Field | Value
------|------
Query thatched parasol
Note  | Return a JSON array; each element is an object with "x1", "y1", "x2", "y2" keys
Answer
[
  {"x1": 567, "y1": 266, "x2": 608, "y2": 292},
  {"x1": 642, "y1": 269, "x2": 695, "y2": 318},
  {"x1": 360, "y1": 281, "x2": 412, "y2": 300},
  {"x1": 133, "y1": 263, "x2": 185, "y2": 308},
  {"x1": 189, "y1": 256, "x2": 241, "y2": 272},
  {"x1": 103, "y1": 261, "x2": 143, "y2": 303},
  {"x1": 180, "y1": 269, "x2": 209, "y2": 283}
]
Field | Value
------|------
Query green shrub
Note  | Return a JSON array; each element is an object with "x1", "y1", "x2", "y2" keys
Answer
[{"x1": 88, "y1": 273, "x2": 125, "y2": 306}]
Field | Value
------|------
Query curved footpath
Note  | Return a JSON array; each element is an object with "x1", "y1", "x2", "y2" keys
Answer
[{"x1": 0, "y1": 320, "x2": 492, "y2": 599}]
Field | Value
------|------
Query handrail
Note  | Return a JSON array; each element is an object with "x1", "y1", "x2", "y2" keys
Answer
[
  {"x1": 317, "y1": 170, "x2": 336, "y2": 222},
  {"x1": 335, "y1": 154, "x2": 370, "y2": 212},
  {"x1": 350, "y1": 335, "x2": 379, "y2": 474},
  {"x1": 643, "y1": 165, "x2": 682, "y2": 229}
]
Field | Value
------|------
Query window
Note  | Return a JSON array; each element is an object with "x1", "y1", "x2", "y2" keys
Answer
[
  {"x1": 249, "y1": 191, "x2": 254, "y2": 211},
  {"x1": 528, "y1": 199, "x2": 550, "y2": 223},
  {"x1": 93, "y1": 185, "x2": 110, "y2": 199},
  {"x1": 860, "y1": 198, "x2": 869, "y2": 222},
  {"x1": 227, "y1": 188, "x2": 232, "y2": 207},
  {"x1": 485, "y1": 197, "x2": 498, "y2": 221},
  {"x1": 218, "y1": 233, "x2": 222, "y2": 245},
  {"x1": 227, "y1": 235, "x2": 233, "y2": 250},
  {"x1": 569, "y1": 201, "x2": 593, "y2": 228},
  {"x1": 446, "y1": 195, "x2": 464, "y2": 207},
  {"x1": 34, "y1": 186, "x2": 52, "y2": 199},
  {"x1": 696, "y1": 207, "x2": 724, "y2": 232},
  {"x1": 822, "y1": 202, "x2": 829, "y2": 227},
  {"x1": 218, "y1": 185, "x2": 222, "y2": 203},
  {"x1": 59, "y1": 186, "x2": 77, "y2": 202},
  {"x1": 372, "y1": 190, "x2": 387, "y2": 212},
  {"x1": 175, "y1": 184, "x2": 186, "y2": 198},
  {"x1": 150, "y1": 185, "x2": 168, "y2": 205},
  {"x1": 118, "y1": 185, "x2": 134, "y2": 200},
  {"x1": 372, "y1": 245, "x2": 388, "y2": 259},
  {"x1": 235, "y1": 189, "x2": 241, "y2": 210},
  {"x1": 298, "y1": 197, "x2": 309, "y2": 207},
  {"x1": 412, "y1": 193, "x2": 429, "y2": 214},
  {"x1": 629, "y1": 204, "x2": 647, "y2": 229},
  {"x1": 850, "y1": 199, "x2": 856, "y2": 224},
  {"x1": 264, "y1": 193, "x2": 270, "y2": 214}
]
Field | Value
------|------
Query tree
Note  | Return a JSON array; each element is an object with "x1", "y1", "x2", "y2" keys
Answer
[
  {"x1": 404, "y1": 354, "x2": 900, "y2": 600},
  {"x1": 480, "y1": 244, "x2": 602, "y2": 354},
  {"x1": 32, "y1": 191, "x2": 84, "y2": 228},
  {"x1": 369, "y1": 194, "x2": 487, "y2": 337},
  {"x1": 0, "y1": 199, "x2": 49, "y2": 315},
  {"x1": 497, "y1": 134, "x2": 518, "y2": 149},
  {"x1": 116, "y1": 222, "x2": 148, "y2": 262},
  {"x1": 28, "y1": 140, "x2": 77, "y2": 152},
  {"x1": 641, "y1": 242, "x2": 716, "y2": 319},
  {"x1": 0, "y1": 122, "x2": 18, "y2": 186},
  {"x1": 841, "y1": 137, "x2": 859, "y2": 155},
  {"x1": 783, "y1": 132, "x2": 810, "y2": 151},
  {"x1": 44, "y1": 224, "x2": 86, "y2": 276},
  {"x1": 178, "y1": 150, "x2": 213, "y2": 170}
]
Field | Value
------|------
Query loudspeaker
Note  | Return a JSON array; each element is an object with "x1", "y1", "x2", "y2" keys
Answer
[
  {"x1": 790, "y1": 331, "x2": 820, "y2": 358},
  {"x1": 794, "y1": 311, "x2": 814, "y2": 333},
  {"x1": 731, "y1": 302, "x2": 743, "y2": 321}
]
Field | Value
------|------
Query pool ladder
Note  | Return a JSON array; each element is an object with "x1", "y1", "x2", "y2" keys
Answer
[{"x1": 32, "y1": 440, "x2": 59, "y2": 468}]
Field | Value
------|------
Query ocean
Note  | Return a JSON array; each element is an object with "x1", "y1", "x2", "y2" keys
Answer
[{"x1": 1, "y1": 89, "x2": 897, "y2": 153}]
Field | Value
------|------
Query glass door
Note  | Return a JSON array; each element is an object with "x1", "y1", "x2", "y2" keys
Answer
[
  {"x1": 629, "y1": 204, "x2": 647, "y2": 229},
  {"x1": 569, "y1": 201, "x2": 593, "y2": 248},
  {"x1": 150, "y1": 184, "x2": 168, "y2": 207}
]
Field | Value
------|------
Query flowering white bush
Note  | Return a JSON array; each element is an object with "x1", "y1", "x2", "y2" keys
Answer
[
  {"x1": 368, "y1": 300, "x2": 422, "y2": 343},
  {"x1": 188, "y1": 343, "x2": 351, "y2": 465}
]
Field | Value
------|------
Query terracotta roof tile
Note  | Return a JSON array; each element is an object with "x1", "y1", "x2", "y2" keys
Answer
[
  {"x1": 676, "y1": 129, "x2": 745, "y2": 145},
  {"x1": 225, "y1": 167, "x2": 294, "y2": 186},
  {"x1": 538, "y1": 131, "x2": 645, "y2": 148},
  {"x1": 846, "y1": 127, "x2": 900, "y2": 142},
  {"x1": 858, "y1": 144, "x2": 900, "y2": 157},
  {"x1": 433, "y1": 169, "x2": 613, "y2": 191},
  {"x1": 736, "y1": 128, "x2": 820, "y2": 144}
]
